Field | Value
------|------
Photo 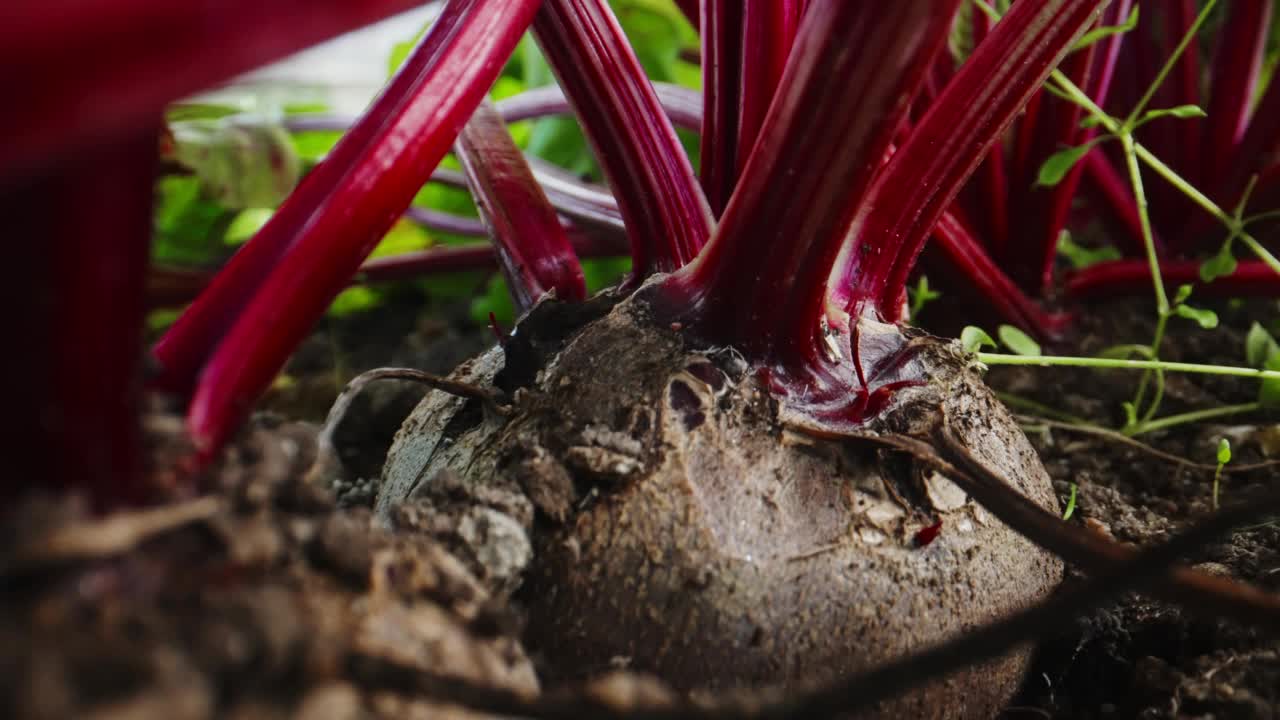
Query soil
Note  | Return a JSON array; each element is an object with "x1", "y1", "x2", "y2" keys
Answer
[{"x1": 3, "y1": 290, "x2": 1278, "y2": 719}]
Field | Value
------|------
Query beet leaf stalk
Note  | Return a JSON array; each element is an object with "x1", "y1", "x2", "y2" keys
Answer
[
  {"x1": 0, "y1": 0, "x2": 424, "y2": 176},
  {"x1": 663, "y1": 0, "x2": 959, "y2": 367},
  {"x1": 455, "y1": 99, "x2": 585, "y2": 312},
  {"x1": 171, "y1": 0, "x2": 541, "y2": 456},
  {"x1": 698, "y1": 0, "x2": 804, "y2": 215},
  {"x1": 1004, "y1": 0, "x2": 1130, "y2": 293},
  {"x1": 834, "y1": 0, "x2": 1110, "y2": 323},
  {"x1": 532, "y1": 0, "x2": 712, "y2": 277},
  {"x1": 4, "y1": 127, "x2": 158, "y2": 504}
]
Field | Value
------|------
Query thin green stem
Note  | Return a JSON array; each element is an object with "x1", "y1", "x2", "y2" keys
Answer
[
  {"x1": 1243, "y1": 210, "x2": 1280, "y2": 226},
  {"x1": 1122, "y1": 0, "x2": 1217, "y2": 129},
  {"x1": 1049, "y1": 70, "x2": 1236, "y2": 227},
  {"x1": 996, "y1": 391, "x2": 1092, "y2": 425},
  {"x1": 1239, "y1": 233, "x2": 1280, "y2": 276},
  {"x1": 1132, "y1": 312, "x2": 1169, "y2": 414},
  {"x1": 1126, "y1": 402, "x2": 1263, "y2": 436},
  {"x1": 977, "y1": 353, "x2": 1280, "y2": 380},
  {"x1": 1120, "y1": 133, "x2": 1168, "y2": 313}
]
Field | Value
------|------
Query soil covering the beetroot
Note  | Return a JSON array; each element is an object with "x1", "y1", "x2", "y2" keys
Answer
[{"x1": 3, "y1": 291, "x2": 1279, "y2": 719}]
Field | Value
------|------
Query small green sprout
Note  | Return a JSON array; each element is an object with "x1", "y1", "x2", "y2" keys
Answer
[
  {"x1": 1213, "y1": 438, "x2": 1231, "y2": 510},
  {"x1": 1062, "y1": 483, "x2": 1078, "y2": 521}
]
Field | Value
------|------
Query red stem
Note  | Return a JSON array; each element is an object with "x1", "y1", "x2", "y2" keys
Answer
[
  {"x1": 735, "y1": 1, "x2": 804, "y2": 181},
  {"x1": 673, "y1": 0, "x2": 699, "y2": 31},
  {"x1": 0, "y1": 0, "x2": 423, "y2": 177},
  {"x1": 182, "y1": 0, "x2": 539, "y2": 457},
  {"x1": 455, "y1": 100, "x2": 585, "y2": 311},
  {"x1": 1225, "y1": 72, "x2": 1280, "y2": 204},
  {"x1": 1004, "y1": 45, "x2": 1096, "y2": 293},
  {"x1": 924, "y1": 212, "x2": 1071, "y2": 340},
  {"x1": 148, "y1": 231, "x2": 625, "y2": 309},
  {"x1": 532, "y1": 0, "x2": 711, "y2": 277},
  {"x1": 1067, "y1": 259, "x2": 1280, "y2": 300},
  {"x1": 835, "y1": 0, "x2": 1109, "y2": 321},
  {"x1": 4, "y1": 127, "x2": 157, "y2": 505},
  {"x1": 1011, "y1": 0, "x2": 1130, "y2": 295},
  {"x1": 665, "y1": 0, "x2": 957, "y2": 363},
  {"x1": 1201, "y1": 0, "x2": 1273, "y2": 190},
  {"x1": 698, "y1": 0, "x2": 744, "y2": 216},
  {"x1": 963, "y1": 10, "x2": 1010, "y2": 258}
]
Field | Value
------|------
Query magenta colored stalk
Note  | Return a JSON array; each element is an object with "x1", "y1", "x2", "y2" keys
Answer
[
  {"x1": 455, "y1": 100, "x2": 585, "y2": 311},
  {"x1": 532, "y1": 0, "x2": 712, "y2": 276},
  {"x1": 1226, "y1": 80, "x2": 1280, "y2": 199},
  {"x1": 674, "y1": 0, "x2": 700, "y2": 31},
  {"x1": 1067, "y1": 259, "x2": 1280, "y2": 300},
  {"x1": 1127, "y1": 1, "x2": 1203, "y2": 244},
  {"x1": 404, "y1": 207, "x2": 488, "y2": 236},
  {"x1": 835, "y1": 0, "x2": 1109, "y2": 321},
  {"x1": 1006, "y1": 0, "x2": 1130, "y2": 294},
  {"x1": 184, "y1": 0, "x2": 540, "y2": 456},
  {"x1": 4, "y1": 127, "x2": 157, "y2": 505},
  {"x1": 285, "y1": 82, "x2": 704, "y2": 138},
  {"x1": 496, "y1": 82, "x2": 703, "y2": 128},
  {"x1": 926, "y1": 211, "x2": 1071, "y2": 340},
  {"x1": 698, "y1": 0, "x2": 744, "y2": 216},
  {"x1": 665, "y1": 0, "x2": 957, "y2": 363},
  {"x1": 734, "y1": 1, "x2": 804, "y2": 179},
  {"x1": 523, "y1": 157, "x2": 627, "y2": 232},
  {"x1": 1004, "y1": 46, "x2": 1095, "y2": 293},
  {"x1": 1201, "y1": 0, "x2": 1274, "y2": 189},
  {"x1": 1167, "y1": 0, "x2": 1204, "y2": 190},
  {"x1": 150, "y1": 233, "x2": 627, "y2": 309},
  {"x1": 965, "y1": 10, "x2": 1010, "y2": 257},
  {"x1": 1081, "y1": 150, "x2": 1164, "y2": 257},
  {"x1": 0, "y1": 0, "x2": 424, "y2": 176}
]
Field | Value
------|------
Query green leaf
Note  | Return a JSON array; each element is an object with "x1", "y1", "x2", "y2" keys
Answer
[
  {"x1": 1246, "y1": 322, "x2": 1279, "y2": 368},
  {"x1": 1173, "y1": 303, "x2": 1219, "y2": 329},
  {"x1": 1057, "y1": 232, "x2": 1122, "y2": 269},
  {"x1": 1172, "y1": 283, "x2": 1194, "y2": 305},
  {"x1": 1199, "y1": 244, "x2": 1238, "y2": 282},
  {"x1": 1098, "y1": 343, "x2": 1155, "y2": 360},
  {"x1": 1062, "y1": 483, "x2": 1078, "y2": 521},
  {"x1": 470, "y1": 274, "x2": 517, "y2": 327},
  {"x1": 152, "y1": 175, "x2": 232, "y2": 266},
  {"x1": 908, "y1": 276, "x2": 942, "y2": 318},
  {"x1": 224, "y1": 208, "x2": 274, "y2": 246},
  {"x1": 1142, "y1": 104, "x2": 1207, "y2": 120},
  {"x1": 1216, "y1": 438, "x2": 1232, "y2": 466},
  {"x1": 961, "y1": 326, "x2": 997, "y2": 354},
  {"x1": 1036, "y1": 144, "x2": 1093, "y2": 187},
  {"x1": 1261, "y1": 352, "x2": 1280, "y2": 409},
  {"x1": 1121, "y1": 401, "x2": 1139, "y2": 428},
  {"x1": 582, "y1": 257, "x2": 632, "y2": 293},
  {"x1": 998, "y1": 324, "x2": 1042, "y2": 356},
  {"x1": 166, "y1": 102, "x2": 241, "y2": 123},
  {"x1": 1073, "y1": 5, "x2": 1139, "y2": 51},
  {"x1": 171, "y1": 119, "x2": 302, "y2": 208},
  {"x1": 329, "y1": 286, "x2": 385, "y2": 317}
]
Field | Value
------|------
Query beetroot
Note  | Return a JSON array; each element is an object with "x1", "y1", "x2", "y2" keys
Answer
[{"x1": 377, "y1": 291, "x2": 1061, "y2": 716}]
